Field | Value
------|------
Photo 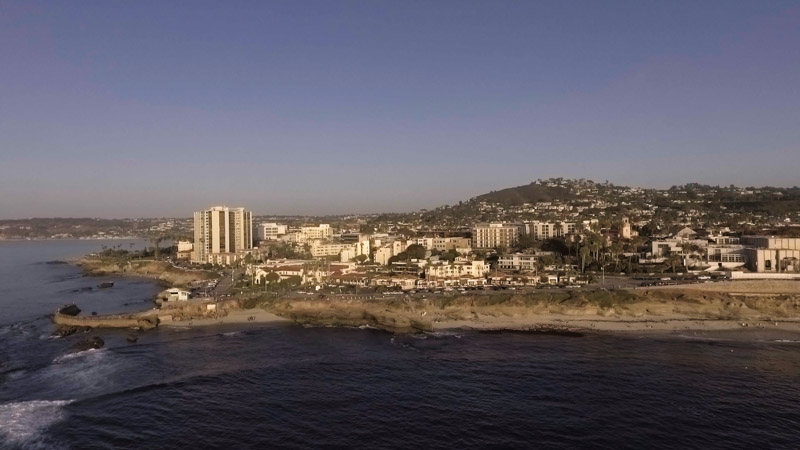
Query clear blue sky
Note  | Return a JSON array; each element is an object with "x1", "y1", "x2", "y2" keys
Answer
[{"x1": 1, "y1": 1, "x2": 798, "y2": 218}]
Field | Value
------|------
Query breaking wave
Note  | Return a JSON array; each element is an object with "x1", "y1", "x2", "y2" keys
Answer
[{"x1": 0, "y1": 399, "x2": 72, "y2": 449}]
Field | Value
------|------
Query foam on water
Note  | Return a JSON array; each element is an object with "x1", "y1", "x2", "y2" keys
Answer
[
  {"x1": 51, "y1": 348, "x2": 108, "y2": 365},
  {"x1": 0, "y1": 399, "x2": 73, "y2": 449}
]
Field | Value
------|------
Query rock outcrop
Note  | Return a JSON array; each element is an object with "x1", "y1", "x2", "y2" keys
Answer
[{"x1": 73, "y1": 336, "x2": 104, "y2": 351}]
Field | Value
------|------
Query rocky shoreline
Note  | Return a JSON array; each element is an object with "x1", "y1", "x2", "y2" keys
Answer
[
  {"x1": 67, "y1": 256, "x2": 800, "y2": 340},
  {"x1": 76, "y1": 256, "x2": 216, "y2": 288}
]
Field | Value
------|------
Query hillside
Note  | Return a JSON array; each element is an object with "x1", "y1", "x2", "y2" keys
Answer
[{"x1": 475, "y1": 182, "x2": 574, "y2": 205}]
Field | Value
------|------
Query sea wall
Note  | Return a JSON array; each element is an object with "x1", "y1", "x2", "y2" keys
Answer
[{"x1": 53, "y1": 312, "x2": 159, "y2": 329}]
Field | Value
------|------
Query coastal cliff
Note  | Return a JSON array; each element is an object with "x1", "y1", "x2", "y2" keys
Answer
[{"x1": 78, "y1": 258, "x2": 216, "y2": 287}]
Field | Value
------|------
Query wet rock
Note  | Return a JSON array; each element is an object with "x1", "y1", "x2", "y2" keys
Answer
[
  {"x1": 74, "y1": 336, "x2": 104, "y2": 351},
  {"x1": 126, "y1": 334, "x2": 138, "y2": 343},
  {"x1": 53, "y1": 325, "x2": 91, "y2": 337},
  {"x1": 58, "y1": 304, "x2": 81, "y2": 316}
]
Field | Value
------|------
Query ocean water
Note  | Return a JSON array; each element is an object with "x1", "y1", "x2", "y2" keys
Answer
[{"x1": 2, "y1": 241, "x2": 800, "y2": 449}]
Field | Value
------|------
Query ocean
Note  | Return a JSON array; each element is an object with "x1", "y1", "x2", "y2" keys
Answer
[{"x1": 1, "y1": 240, "x2": 799, "y2": 449}]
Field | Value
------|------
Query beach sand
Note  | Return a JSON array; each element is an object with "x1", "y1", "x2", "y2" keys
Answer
[{"x1": 163, "y1": 308, "x2": 289, "y2": 327}]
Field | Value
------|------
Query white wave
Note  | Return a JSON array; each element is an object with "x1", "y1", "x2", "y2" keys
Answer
[
  {"x1": 221, "y1": 331, "x2": 241, "y2": 337},
  {"x1": 52, "y1": 348, "x2": 106, "y2": 364},
  {"x1": 426, "y1": 331, "x2": 464, "y2": 339},
  {"x1": 0, "y1": 399, "x2": 73, "y2": 448}
]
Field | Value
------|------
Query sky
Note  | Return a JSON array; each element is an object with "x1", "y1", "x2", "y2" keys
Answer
[{"x1": 1, "y1": 1, "x2": 799, "y2": 218}]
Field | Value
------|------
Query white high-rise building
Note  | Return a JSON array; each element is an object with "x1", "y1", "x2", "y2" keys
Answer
[{"x1": 192, "y1": 206, "x2": 253, "y2": 264}]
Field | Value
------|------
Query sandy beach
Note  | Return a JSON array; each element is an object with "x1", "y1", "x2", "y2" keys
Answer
[{"x1": 163, "y1": 308, "x2": 290, "y2": 327}]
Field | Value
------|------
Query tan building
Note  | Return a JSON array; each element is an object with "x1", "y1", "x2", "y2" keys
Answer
[
  {"x1": 299, "y1": 224, "x2": 332, "y2": 242},
  {"x1": 375, "y1": 240, "x2": 408, "y2": 265},
  {"x1": 192, "y1": 206, "x2": 253, "y2": 264},
  {"x1": 257, "y1": 223, "x2": 288, "y2": 241},
  {"x1": 176, "y1": 240, "x2": 193, "y2": 260},
  {"x1": 498, "y1": 252, "x2": 554, "y2": 271},
  {"x1": 310, "y1": 239, "x2": 370, "y2": 261},
  {"x1": 742, "y1": 236, "x2": 800, "y2": 273},
  {"x1": 473, "y1": 223, "x2": 522, "y2": 249},
  {"x1": 523, "y1": 221, "x2": 576, "y2": 240}
]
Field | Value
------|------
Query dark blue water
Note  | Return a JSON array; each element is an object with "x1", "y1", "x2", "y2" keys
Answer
[{"x1": 2, "y1": 241, "x2": 800, "y2": 449}]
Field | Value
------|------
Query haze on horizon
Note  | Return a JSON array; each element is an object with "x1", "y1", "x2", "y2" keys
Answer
[{"x1": 1, "y1": 1, "x2": 799, "y2": 219}]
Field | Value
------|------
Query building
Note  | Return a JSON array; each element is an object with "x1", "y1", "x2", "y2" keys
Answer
[
  {"x1": 619, "y1": 217, "x2": 638, "y2": 239},
  {"x1": 410, "y1": 236, "x2": 471, "y2": 251},
  {"x1": 742, "y1": 236, "x2": 800, "y2": 273},
  {"x1": 425, "y1": 260, "x2": 489, "y2": 279},
  {"x1": 498, "y1": 252, "x2": 554, "y2": 271},
  {"x1": 473, "y1": 223, "x2": 522, "y2": 249},
  {"x1": 310, "y1": 239, "x2": 370, "y2": 261},
  {"x1": 340, "y1": 232, "x2": 369, "y2": 244},
  {"x1": 432, "y1": 237, "x2": 471, "y2": 251},
  {"x1": 523, "y1": 221, "x2": 576, "y2": 240},
  {"x1": 257, "y1": 223, "x2": 288, "y2": 241},
  {"x1": 176, "y1": 240, "x2": 193, "y2": 260},
  {"x1": 310, "y1": 242, "x2": 350, "y2": 258},
  {"x1": 166, "y1": 288, "x2": 190, "y2": 302},
  {"x1": 299, "y1": 224, "x2": 332, "y2": 242},
  {"x1": 192, "y1": 206, "x2": 253, "y2": 264},
  {"x1": 375, "y1": 240, "x2": 407, "y2": 265}
]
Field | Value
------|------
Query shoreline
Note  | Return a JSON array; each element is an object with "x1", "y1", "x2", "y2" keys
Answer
[
  {"x1": 164, "y1": 305, "x2": 800, "y2": 339},
  {"x1": 163, "y1": 306, "x2": 800, "y2": 342},
  {"x1": 67, "y1": 257, "x2": 800, "y2": 341}
]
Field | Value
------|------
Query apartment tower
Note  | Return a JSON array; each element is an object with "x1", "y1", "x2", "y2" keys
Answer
[{"x1": 192, "y1": 206, "x2": 253, "y2": 263}]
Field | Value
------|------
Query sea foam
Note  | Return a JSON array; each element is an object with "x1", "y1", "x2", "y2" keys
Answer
[{"x1": 0, "y1": 399, "x2": 73, "y2": 448}]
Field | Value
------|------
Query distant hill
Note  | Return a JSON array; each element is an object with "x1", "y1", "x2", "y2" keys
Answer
[{"x1": 474, "y1": 182, "x2": 573, "y2": 205}]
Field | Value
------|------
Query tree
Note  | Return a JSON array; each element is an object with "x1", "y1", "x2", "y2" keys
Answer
[
  {"x1": 579, "y1": 246, "x2": 591, "y2": 273},
  {"x1": 666, "y1": 254, "x2": 684, "y2": 273},
  {"x1": 354, "y1": 254, "x2": 368, "y2": 264},
  {"x1": 441, "y1": 249, "x2": 459, "y2": 263},
  {"x1": 264, "y1": 272, "x2": 281, "y2": 284},
  {"x1": 405, "y1": 244, "x2": 426, "y2": 260}
]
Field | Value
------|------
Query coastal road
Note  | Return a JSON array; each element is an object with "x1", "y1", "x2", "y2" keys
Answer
[{"x1": 212, "y1": 270, "x2": 234, "y2": 298}]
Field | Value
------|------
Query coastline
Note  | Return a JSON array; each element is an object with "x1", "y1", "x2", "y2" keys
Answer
[
  {"x1": 76, "y1": 256, "x2": 217, "y2": 288},
  {"x1": 69, "y1": 257, "x2": 800, "y2": 340},
  {"x1": 164, "y1": 306, "x2": 800, "y2": 342}
]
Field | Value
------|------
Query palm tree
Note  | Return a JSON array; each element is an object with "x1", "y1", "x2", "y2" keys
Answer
[{"x1": 666, "y1": 253, "x2": 684, "y2": 273}]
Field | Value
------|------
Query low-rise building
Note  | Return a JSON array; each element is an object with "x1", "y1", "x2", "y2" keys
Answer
[
  {"x1": 498, "y1": 252, "x2": 555, "y2": 271},
  {"x1": 258, "y1": 223, "x2": 288, "y2": 241},
  {"x1": 742, "y1": 236, "x2": 800, "y2": 273},
  {"x1": 425, "y1": 260, "x2": 488, "y2": 279},
  {"x1": 166, "y1": 288, "x2": 190, "y2": 302},
  {"x1": 176, "y1": 241, "x2": 193, "y2": 260},
  {"x1": 299, "y1": 224, "x2": 332, "y2": 242}
]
